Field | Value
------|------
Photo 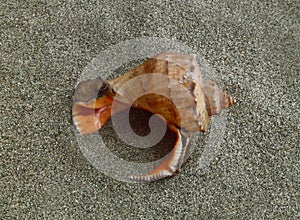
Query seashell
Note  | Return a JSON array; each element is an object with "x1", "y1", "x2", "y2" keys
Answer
[{"x1": 72, "y1": 51, "x2": 234, "y2": 182}]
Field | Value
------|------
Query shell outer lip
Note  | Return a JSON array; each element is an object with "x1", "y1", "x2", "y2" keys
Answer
[{"x1": 73, "y1": 77, "x2": 112, "y2": 104}]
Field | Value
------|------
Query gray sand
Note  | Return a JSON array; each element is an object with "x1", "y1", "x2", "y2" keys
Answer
[{"x1": 1, "y1": 0, "x2": 299, "y2": 219}]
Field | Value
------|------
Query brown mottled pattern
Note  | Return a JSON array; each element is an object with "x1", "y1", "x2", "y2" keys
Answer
[{"x1": 92, "y1": 52, "x2": 232, "y2": 133}]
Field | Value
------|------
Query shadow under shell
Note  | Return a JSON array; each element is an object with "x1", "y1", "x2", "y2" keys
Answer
[{"x1": 98, "y1": 107, "x2": 176, "y2": 163}]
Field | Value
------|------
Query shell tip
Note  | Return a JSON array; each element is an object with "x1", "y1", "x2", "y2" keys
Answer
[{"x1": 228, "y1": 95, "x2": 235, "y2": 106}]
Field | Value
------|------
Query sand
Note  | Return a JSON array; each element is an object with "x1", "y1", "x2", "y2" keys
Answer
[{"x1": 1, "y1": 0, "x2": 298, "y2": 219}]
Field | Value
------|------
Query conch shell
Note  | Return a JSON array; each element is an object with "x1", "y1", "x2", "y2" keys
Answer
[{"x1": 72, "y1": 52, "x2": 234, "y2": 182}]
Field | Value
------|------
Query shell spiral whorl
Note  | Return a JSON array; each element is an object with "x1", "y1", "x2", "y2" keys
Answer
[{"x1": 203, "y1": 79, "x2": 234, "y2": 117}]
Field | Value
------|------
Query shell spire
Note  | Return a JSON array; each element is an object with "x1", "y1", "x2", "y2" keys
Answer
[{"x1": 203, "y1": 79, "x2": 234, "y2": 117}]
